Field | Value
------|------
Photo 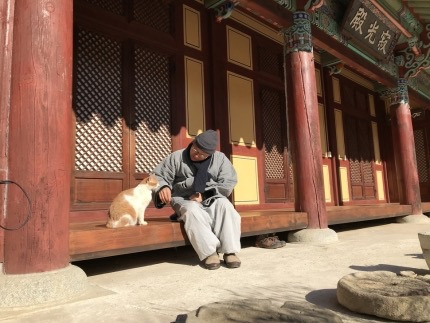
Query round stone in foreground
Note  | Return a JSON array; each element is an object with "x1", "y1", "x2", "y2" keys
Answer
[
  {"x1": 176, "y1": 298, "x2": 343, "y2": 322},
  {"x1": 337, "y1": 271, "x2": 430, "y2": 322}
]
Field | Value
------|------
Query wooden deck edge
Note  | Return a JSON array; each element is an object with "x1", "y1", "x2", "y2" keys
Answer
[
  {"x1": 69, "y1": 203, "x2": 426, "y2": 261},
  {"x1": 69, "y1": 211, "x2": 308, "y2": 261},
  {"x1": 422, "y1": 202, "x2": 430, "y2": 213},
  {"x1": 71, "y1": 241, "x2": 189, "y2": 262},
  {"x1": 327, "y1": 204, "x2": 412, "y2": 225}
]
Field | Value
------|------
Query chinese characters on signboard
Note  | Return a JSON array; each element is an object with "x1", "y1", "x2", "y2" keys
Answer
[{"x1": 341, "y1": 0, "x2": 400, "y2": 61}]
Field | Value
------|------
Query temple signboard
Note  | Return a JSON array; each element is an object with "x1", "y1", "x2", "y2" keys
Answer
[{"x1": 341, "y1": 0, "x2": 400, "y2": 61}]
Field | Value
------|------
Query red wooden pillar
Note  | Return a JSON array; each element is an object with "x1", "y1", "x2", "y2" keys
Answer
[
  {"x1": 0, "y1": 0, "x2": 16, "y2": 263},
  {"x1": 4, "y1": 0, "x2": 73, "y2": 274},
  {"x1": 387, "y1": 79, "x2": 424, "y2": 217},
  {"x1": 284, "y1": 12, "x2": 328, "y2": 230}
]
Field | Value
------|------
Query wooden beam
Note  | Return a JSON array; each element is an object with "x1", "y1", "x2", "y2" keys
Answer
[{"x1": 234, "y1": 0, "x2": 293, "y2": 28}]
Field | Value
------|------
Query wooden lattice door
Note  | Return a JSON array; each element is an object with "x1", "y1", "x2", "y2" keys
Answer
[
  {"x1": 132, "y1": 46, "x2": 172, "y2": 184},
  {"x1": 344, "y1": 115, "x2": 376, "y2": 200},
  {"x1": 71, "y1": 26, "x2": 172, "y2": 211},
  {"x1": 260, "y1": 87, "x2": 294, "y2": 203}
]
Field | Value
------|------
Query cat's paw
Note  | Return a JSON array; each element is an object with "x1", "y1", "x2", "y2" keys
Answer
[{"x1": 138, "y1": 221, "x2": 148, "y2": 225}]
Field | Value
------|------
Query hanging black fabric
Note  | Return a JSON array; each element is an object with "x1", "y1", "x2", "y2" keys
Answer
[{"x1": 192, "y1": 153, "x2": 212, "y2": 193}]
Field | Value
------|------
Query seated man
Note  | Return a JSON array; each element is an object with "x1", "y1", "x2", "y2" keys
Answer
[{"x1": 153, "y1": 130, "x2": 241, "y2": 270}]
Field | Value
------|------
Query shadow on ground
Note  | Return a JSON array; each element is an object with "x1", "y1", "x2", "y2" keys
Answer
[
  {"x1": 306, "y1": 289, "x2": 392, "y2": 322},
  {"x1": 73, "y1": 246, "x2": 198, "y2": 276},
  {"x1": 329, "y1": 218, "x2": 397, "y2": 233},
  {"x1": 349, "y1": 264, "x2": 429, "y2": 275},
  {"x1": 73, "y1": 236, "x2": 260, "y2": 276}
]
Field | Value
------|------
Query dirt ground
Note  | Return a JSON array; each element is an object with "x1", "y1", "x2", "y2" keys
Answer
[{"x1": 1, "y1": 217, "x2": 430, "y2": 323}]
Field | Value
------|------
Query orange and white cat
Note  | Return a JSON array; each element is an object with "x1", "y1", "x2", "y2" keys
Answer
[{"x1": 106, "y1": 175, "x2": 159, "y2": 228}]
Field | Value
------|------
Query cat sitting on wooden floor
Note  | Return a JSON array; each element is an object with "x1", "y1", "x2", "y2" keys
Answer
[{"x1": 106, "y1": 175, "x2": 159, "y2": 228}]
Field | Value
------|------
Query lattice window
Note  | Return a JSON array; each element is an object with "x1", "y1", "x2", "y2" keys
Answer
[
  {"x1": 133, "y1": 0, "x2": 171, "y2": 34},
  {"x1": 261, "y1": 88, "x2": 285, "y2": 179},
  {"x1": 134, "y1": 47, "x2": 172, "y2": 174},
  {"x1": 362, "y1": 163, "x2": 374, "y2": 184},
  {"x1": 82, "y1": 0, "x2": 124, "y2": 15},
  {"x1": 288, "y1": 161, "x2": 294, "y2": 199},
  {"x1": 345, "y1": 116, "x2": 375, "y2": 186},
  {"x1": 350, "y1": 160, "x2": 362, "y2": 184},
  {"x1": 74, "y1": 28, "x2": 123, "y2": 172},
  {"x1": 414, "y1": 129, "x2": 429, "y2": 183},
  {"x1": 258, "y1": 46, "x2": 282, "y2": 78}
]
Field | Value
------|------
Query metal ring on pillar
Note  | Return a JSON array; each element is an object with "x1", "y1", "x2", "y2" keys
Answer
[{"x1": 0, "y1": 180, "x2": 32, "y2": 231}]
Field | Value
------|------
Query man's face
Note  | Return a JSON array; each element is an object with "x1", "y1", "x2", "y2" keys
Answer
[{"x1": 190, "y1": 143, "x2": 210, "y2": 161}]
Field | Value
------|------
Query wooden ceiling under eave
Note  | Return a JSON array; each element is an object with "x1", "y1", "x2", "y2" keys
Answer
[
  {"x1": 210, "y1": 0, "x2": 430, "y2": 108},
  {"x1": 219, "y1": 0, "x2": 397, "y2": 87},
  {"x1": 402, "y1": 0, "x2": 430, "y2": 23}
]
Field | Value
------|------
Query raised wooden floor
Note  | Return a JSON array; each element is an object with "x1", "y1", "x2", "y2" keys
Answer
[{"x1": 69, "y1": 203, "x2": 430, "y2": 261}]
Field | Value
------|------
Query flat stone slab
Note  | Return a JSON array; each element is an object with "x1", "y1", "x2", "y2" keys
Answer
[
  {"x1": 337, "y1": 271, "x2": 430, "y2": 322},
  {"x1": 176, "y1": 298, "x2": 343, "y2": 322}
]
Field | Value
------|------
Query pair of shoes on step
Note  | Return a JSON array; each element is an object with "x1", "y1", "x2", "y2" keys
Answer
[
  {"x1": 204, "y1": 253, "x2": 241, "y2": 270},
  {"x1": 255, "y1": 234, "x2": 286, "y2": 249}
]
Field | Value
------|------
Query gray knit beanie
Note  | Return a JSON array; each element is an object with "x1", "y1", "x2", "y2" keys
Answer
[{"x1": 194, "y1": 129, "x2": 218, "y2": 155}]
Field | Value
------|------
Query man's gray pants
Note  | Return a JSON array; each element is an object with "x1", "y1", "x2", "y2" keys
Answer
[{"x1": 174, "y1": 197, "x2": 241, "y2": 261}]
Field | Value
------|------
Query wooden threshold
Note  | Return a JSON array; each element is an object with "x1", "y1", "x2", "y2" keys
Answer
[
  {"x1": 422, "y1": 202, "x2": 430, "y2": 213},
  {"x1": 69, "y1": 203, "x2": 429, "y2": 261},
  {"x1": 327, "y1": 203, "x2": 413, "y2": 225}
]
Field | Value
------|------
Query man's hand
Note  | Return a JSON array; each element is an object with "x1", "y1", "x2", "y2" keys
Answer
[
  {"x1": 189, "y1": 192, "x2": 203, "y2": 203},
  {"x1": 159, "y1": 187, "x2": 172, "y2": 204}
]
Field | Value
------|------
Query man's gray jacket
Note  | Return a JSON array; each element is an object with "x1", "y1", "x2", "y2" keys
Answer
[{"x1": 152, "y1": 148, "x2": 237, "y2": 209}]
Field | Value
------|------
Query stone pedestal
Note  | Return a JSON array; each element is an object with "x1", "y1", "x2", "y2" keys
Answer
[
  {"x1": 397, "y1": 214, "x2": 430, "y2": 224},
  {"x1": 418, "y1": 232, "x2": 430, "y2": 270},
  {"x1": 0, "y1": 264, "x2": 87, "y2": 308},
  {"x1": 288, "y1": 228, "x2": 338, "y2": 244}
]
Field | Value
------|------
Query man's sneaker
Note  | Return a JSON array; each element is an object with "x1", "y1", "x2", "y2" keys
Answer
[
  {"x1": 255, "y1": 234, "x2": 286, "y2": 249},
  {"x1": 204, "y1": 253, "x2": 220, "y2": 270},
  {"x1": 223, "y1": 253, "x2": 241, "y2": 268}
]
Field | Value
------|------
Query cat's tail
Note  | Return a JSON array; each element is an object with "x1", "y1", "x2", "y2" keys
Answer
[
  {"x1": 106, "y1": 214, "x2": 134, "y2": 228},
  {"x1": 106, "y1": 219, "x2": 116, "y2": 228}
]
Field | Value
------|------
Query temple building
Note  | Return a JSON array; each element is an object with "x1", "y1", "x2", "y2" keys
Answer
[{"x1": 1, "y1": 0, "x2": 430, "y2": 306}]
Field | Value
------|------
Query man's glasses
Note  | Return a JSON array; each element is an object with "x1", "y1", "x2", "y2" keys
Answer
[{"x1": 191, "y1": 145, "x2": 209, "y2": 159}]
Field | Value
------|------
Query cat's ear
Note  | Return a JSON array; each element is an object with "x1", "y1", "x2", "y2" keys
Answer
[
  {"x1": 148, "y1": 175, "x2": 159, "y2": 185},
  {"x1": 142, "y1": 175, "x2": 158, "y2": 185}
]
